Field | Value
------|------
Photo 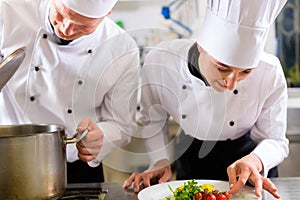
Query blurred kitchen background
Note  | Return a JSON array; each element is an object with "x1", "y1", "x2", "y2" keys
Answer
[{"x1": 101, "y1": 0, "x2": 300, "y2": 182}]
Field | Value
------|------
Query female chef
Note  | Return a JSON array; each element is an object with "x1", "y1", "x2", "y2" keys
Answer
[
  {"x1": 0, "y1": 0, "x2": 139, "y2": 183},
  {"x1": 123, "y1": 0, "x2": 289, "y2": 199}
]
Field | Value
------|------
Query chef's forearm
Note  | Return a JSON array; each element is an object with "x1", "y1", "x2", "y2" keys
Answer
[
  {"x1": 93, "y1": 121, "x2": 132, "y2": 162},
  {"x1": 252, "y1": 138, "x2": 289, "y2": 176},
  {"x1": 143, "y1": 124, "x2": 171, "y2": 167}
]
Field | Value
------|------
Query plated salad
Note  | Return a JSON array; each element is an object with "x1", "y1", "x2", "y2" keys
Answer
[{"x1": 163, "y1": 180, "x2": 230, "y2": 200}]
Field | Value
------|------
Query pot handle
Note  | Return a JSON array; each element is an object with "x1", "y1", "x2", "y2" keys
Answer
[{"x1": 65, "y1": 129, "x2": 88, "y2": 144}]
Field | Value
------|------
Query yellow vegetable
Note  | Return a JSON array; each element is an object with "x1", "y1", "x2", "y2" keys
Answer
[
  {"x1": 175, "y1": 185, "x2": 184, "y2": 192},
  {"x1": 202, "y1": 183, "x2": 214, "y2": 192}
]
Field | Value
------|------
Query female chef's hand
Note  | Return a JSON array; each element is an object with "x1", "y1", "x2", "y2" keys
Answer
[
  {"x1": 76, "y1": 117, "x2": 104, "y2": 162},
  {"x1": 227, "y1": 153, "x2": 280, "y2": 199},
  {"x1": 123, "y1": 159, "x2": 172, "y2": 193}
]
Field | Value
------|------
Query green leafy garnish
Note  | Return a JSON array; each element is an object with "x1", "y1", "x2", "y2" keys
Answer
[{"x1": 170, "y1": 180, "x2": 204, "y2": 200}]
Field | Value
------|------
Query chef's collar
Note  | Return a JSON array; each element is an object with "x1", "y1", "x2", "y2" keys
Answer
[
  {"x1": 48, "y1": 17, "x2": 73, "y2": 45},
  {"x1": 187, "y1": 42, "x2": 210, "y2": 86}
]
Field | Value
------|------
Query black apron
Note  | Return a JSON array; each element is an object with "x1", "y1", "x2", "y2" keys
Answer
[
  {"x1": 175, "y1": 43, "x2": 278, "y2": 181},
  {"x1": 67, "y1": 160, "x2": 104, "y2": 183}
]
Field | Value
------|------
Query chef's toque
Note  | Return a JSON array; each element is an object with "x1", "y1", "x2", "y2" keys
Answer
[
  {"x1": 61, "y1": 0, "x2": 118, "y2": 18},
  {"x1": 196, "y1": 0, "x2": 287, "y2": 68}
]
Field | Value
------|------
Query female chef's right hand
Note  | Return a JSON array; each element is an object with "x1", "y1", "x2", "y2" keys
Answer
[
  {"x1": 123, "y1": 159, "x2": 172, "y2": 193},
  {"x1": 76, "y1": 117, "x2": 104, "y2": 162}
]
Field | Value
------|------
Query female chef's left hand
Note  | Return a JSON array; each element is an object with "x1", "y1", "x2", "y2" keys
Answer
[
  {"x1": 76, "y1": 117, "x2": 104, "y2": 162},
  {"x1": 227, "y1": 153, "x2": 280, "y2": 199}
]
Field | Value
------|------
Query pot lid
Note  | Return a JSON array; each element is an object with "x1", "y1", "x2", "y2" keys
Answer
[{"x1": 0, "y1": 47, "x2": 26, "y2": 90}]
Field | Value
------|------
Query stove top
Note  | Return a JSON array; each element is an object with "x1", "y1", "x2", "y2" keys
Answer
[{"x1": 59, "y1": 183, "x2": 107, "y2": 200}]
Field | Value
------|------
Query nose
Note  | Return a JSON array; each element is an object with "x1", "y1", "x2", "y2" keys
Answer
[
  {"x1": 224, "y1": 73, "x2": 238, "y2": 90},
  {"x1": 60, "y1": 19, "x2": 76, "y2": 36}
]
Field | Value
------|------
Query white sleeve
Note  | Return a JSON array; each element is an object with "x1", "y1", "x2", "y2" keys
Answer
[
  {"x1": 139, "y1": 54, "x2": 172, "y2": 167},
  {"x1": 92, "y1": 39, "x2": 140, "y2": 166},
  {"x1": 251, "y1": 58, "x2": 289, "y2": 175}
]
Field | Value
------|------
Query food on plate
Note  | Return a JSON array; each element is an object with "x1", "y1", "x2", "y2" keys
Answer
[{"x1": 163, "y1": 180, "x2": 230, "y2": 200}]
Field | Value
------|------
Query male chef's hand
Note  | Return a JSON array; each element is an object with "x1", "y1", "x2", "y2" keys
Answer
[
  {"x1": 123, "y1": 159, "x2": 172, "y2": 193},
  {"x1": 227, "y1": 153, "x2": 280, "y2": 199},
  {"x1": 76, "y1": 117, "x2": 104, "y2": 162}
]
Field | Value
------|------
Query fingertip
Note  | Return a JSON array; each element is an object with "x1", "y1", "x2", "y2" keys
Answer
[
  {"x1": 158, "y1": 179, "x2": 165, "y2": 184},
  {"x1": 255, "y1": 191, "x2": 262, "y2": 199},
  {"x1": 273, "y1": 191, "x2": 281, "y2": 199},
  {"x1": 122, "y1": 181, "x2": 129, "y2": 188},
  {"x1": 229, "y1": 183, "x2": 241, "y2": 195},
  {"x1": 133, "y1": 184, "x2": 139, "y2": 193},
  {"x1": 76, "y1": 126, "x2": 85, "y2": 132},
  {"x1": 228, "y1": 188, "x2": 235, "y2": 195},
  {"x1": 158, "y1": 176, "x2": 169, "y2": 184},
  {"x1": 143, "y1": 181, "x2": 150, "y2": 188}
]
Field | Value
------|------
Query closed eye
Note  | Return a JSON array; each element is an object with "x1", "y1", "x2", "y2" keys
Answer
[
  {"x1": 217, "y1": 67, "x2": 231, "y2": 73},
  {"x1": 241, "y1": 69, "x2": 253, "y2": 74}
]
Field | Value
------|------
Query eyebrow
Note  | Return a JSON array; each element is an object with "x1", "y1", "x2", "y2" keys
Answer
[
  {"x1": 216, "y1": 61, "x2": 254, "y2": 71},
  {"x1": 215, "y1": 61, "x2": 230, "y2": 68}
]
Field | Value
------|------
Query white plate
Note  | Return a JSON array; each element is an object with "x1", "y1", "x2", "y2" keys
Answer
[{"x1": 137, "y1": 179, "x2": 259, "y2": 200}]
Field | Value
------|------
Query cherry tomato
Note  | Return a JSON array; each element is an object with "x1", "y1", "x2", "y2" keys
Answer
[
  {"x1": 203, "y1": 190, "x2": 209, "y2": 200},
  {"x1": 195, "y1": 192, "x2": 202, "y2": 200},
  {"x1": 223, "y1": 192, "x2": 230, "y2": 200},
  {"x1": 213, "y1": 190, "x2": 219, "y2": 195},
  {"x1": 216, "y1": 193, "x2": 227, "y2": 200},
  {"x1": 206, "y1": 194, "x2": 216, "y2": 200}
]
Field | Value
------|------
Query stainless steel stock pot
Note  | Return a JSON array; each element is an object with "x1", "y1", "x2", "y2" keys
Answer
[{"x1": 0, "y1": 124, "x2": 87, "y2": 200}]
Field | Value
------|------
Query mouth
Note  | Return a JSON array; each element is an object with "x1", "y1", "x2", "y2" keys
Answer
[
  {"x1": 216, "y1": 81, "x2": 227, "y2": 90},
  {"x1": 54, "y1": 26, "x2": 78, "y2": 40},
  {"x1": 56, "y1": 30, "x2": 72, "y2": 40}
]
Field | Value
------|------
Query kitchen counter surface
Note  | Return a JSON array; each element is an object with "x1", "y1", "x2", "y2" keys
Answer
[
  {"x1": 264, "y1": 177, "x2": 300, "y2": 200},
  {"x1": 97, "y1": 177, "x2": 300, "y2": 199}
]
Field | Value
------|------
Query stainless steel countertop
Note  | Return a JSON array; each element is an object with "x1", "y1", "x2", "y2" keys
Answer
[
  {"x1": 264, "y1": 177, "x2": 300, "y2": 200},
  {"x1": 100, "y1": 182, "x2": 138, "y2": 200},
  {"x1": 100, "y1": 177, "x2": 300, "y2": 200}
]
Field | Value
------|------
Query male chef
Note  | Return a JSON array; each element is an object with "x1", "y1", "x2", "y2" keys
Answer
[{"x1": 0, "y1": 0, "x2": 139, "y2": 183}]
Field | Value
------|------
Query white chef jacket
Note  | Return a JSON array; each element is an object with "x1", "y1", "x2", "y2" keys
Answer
[
  {"x1": 140, "y1": 39, "x2": 289, "y2": 174},
  {"x1": 0, "y1": 0, "x2": 140, "y2": 163}
]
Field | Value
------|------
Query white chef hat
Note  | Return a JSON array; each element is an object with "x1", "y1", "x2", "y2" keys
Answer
[
  {"x1": 61, "y1": 0, "x2": 118, "y2": 18},
  {"x1": 196, "y1": 0, "x2": 287, "y2": 68}
]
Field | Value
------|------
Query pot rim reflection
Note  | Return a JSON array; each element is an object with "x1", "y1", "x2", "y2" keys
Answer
[{"x1": 0, "y1": 123, "x2": 65, "y2": 138}]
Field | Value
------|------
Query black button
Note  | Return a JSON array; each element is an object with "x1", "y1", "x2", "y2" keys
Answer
[
  {"x1": 229, "y1": 121, "x2": 235, "y2": 126},
  {"x1": 87, "y1": 49, "x2": 93, "y2": 54},
  {"x1": 34, "y1": 66, "x2": 40, "y2": 71},
  {"x1": 182, "y1": 85, "x2": 187, "y2": 89},
  {"x1": 42, "y1": 34, "x2": 47, "y2": 39},
  {"x1": 30, "y1": 96, "x2": 35, "y2": 101},
  {"x1": 78, "y1": 80, "x2": 83, "y2": 85},
  {"x1": 67, "y1": 109, "x2": 72, "y2": 114},
  {"x1": 182, "y1": 114, "x2": 187, "y2": 119},
  {"x1": 233, "y1": 89, "x2": 238, "y2": 94}
]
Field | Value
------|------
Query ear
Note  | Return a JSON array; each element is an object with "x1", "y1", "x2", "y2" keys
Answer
[
  {"x1": 197, "y1": 44, "x2": 205, "y2": 53},
  {"x1": 106, "y1": 9, "x2": 113, "y2": 16}
]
